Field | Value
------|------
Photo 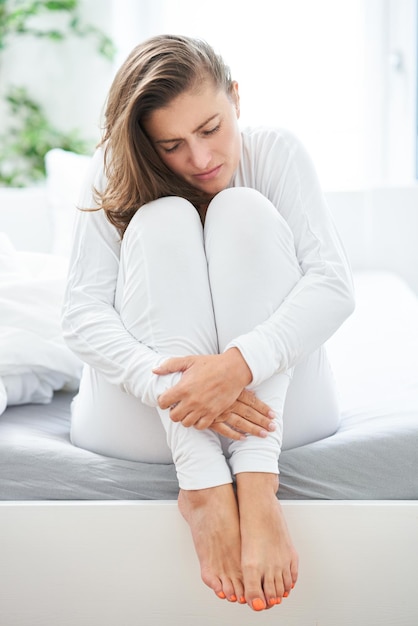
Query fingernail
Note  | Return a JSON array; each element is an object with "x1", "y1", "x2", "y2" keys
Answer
[
  {"x1": 252, "y1": 598, "x2": 265, "y2": 611},
  {"x1": 239, "y1": 595, "x2": 246, "y2": 604},
  {"x1": 260, "y1": 430, "x2": 268, "y2": 438},
  {"x1": 268, "y1": 410, "x2": 276, "y2": 419},
  {"x1": 229, "y1": 594, "x2": 237, "y2": 602},
  {"x1": 268, "y1": 422, "x2": 276, "y2": 431},
  {"x1": 216, "y1": 591, "x2": 226, "y2": 599}
]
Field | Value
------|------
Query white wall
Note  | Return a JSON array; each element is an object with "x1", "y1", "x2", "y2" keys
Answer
[
  {"x1": 110, "y1": 0, "x2": 418, "y2": 192},
  {"x1": 364, "y1": 0, "x2": 417, "y2": 185}
]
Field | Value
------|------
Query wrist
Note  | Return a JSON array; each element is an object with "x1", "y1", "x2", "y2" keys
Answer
[{"x1": 223, "y1": 347, "x2": 253, "y2": 387}]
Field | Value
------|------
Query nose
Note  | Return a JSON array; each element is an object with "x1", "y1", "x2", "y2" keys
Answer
[{"x1": 188, "y1": 140, "x2": 211, "y2": 170}]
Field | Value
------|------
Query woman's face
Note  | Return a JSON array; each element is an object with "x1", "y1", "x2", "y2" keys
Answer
[{"x1": 144, "y1": 80, "x2": 242, "y2": 197}]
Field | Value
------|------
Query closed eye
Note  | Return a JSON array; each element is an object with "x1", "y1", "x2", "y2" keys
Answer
[
  {"x1": 163, "y1": 143, "x2": 181, "y2": 154},
  {"x1": 160, "y1": 123, "x2": 220, "y2": 153},
  {"x1": 203, "y1": 124, "x2": 220, "y2": 136}
]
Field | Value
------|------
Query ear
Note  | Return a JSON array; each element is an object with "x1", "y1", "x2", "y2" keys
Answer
[{"x1": 230, "y1": 81, "x2": 240, "y2": 118}]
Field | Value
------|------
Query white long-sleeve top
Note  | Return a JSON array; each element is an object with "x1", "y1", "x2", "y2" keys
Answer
[{"x1": 62, "y1": 127, "x2": 355, "y2": 404}]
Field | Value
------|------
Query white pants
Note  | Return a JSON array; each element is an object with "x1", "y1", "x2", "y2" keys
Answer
[{"x1": 71, "y1": 188, "x2": 340, "y2": 489}]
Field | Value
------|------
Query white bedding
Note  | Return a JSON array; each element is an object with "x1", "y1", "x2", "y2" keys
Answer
[
  {"x1": 326, "y1": 271, "x2": 418, "y2": 414},
  {"x1": 0, "y1": 233, "x2": 82, "y2": 415}
]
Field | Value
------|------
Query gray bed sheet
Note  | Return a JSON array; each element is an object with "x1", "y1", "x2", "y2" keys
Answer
[
  {"x1": 1, "y1": 272, "x2": 418, "y2": 501},
  {"x1": 1, "y1": 389, "x2": 417, "y2": 500}
]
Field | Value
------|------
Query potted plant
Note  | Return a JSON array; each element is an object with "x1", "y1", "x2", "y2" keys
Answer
[{"x1": 0, "y1": 0, "x2": 115, "y2": 186}]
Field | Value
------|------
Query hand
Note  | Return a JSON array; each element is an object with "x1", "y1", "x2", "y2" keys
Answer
[
  {"x1": 209, "y1": 389, "x2": 276, "y2": 441},
  {"x1": 153, "y1": 348, "x2": 253, "y2": 428}
]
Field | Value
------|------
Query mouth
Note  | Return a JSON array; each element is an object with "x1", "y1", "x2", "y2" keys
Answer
[{"x1": 193, "y1": 165, "x2": 222, "y2": 182}]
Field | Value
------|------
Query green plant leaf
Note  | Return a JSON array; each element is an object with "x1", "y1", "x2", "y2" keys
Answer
[
  {"x1": 0, "y1": 86, "x2": 94, "y2": 187},
  {"x1": 0, "y1": 0, "x2": 115, "y2": 185}
]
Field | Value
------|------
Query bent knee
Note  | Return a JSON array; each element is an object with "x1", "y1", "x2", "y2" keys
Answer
[
  {"x1": 124, "y1": 196, "x2": 201, "y2": 243},
  {"x1": 207, "y1": 187, "x2": 277, "y2": 223}
]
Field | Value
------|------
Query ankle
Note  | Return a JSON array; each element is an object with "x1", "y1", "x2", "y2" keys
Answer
[
  {"x1": 235, "y1": 472, "x2": 279, "y2": 496},
  {"x1": 180, "y1": 483, "x2": 233, "y2": 508}
]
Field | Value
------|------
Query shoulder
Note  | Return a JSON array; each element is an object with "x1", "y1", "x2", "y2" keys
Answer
[
  {"x1": 236, "y1": 126, "x2": 310, "y2": 193},
  {"x1": 239, "y1": 126, "x2": 310, "y2": 180},
  {"x1": 240, "y1": 126, "x2": 303, "y2": 158},
  {"x1": 241, "y1": 126, "x2": 319, "y2": 182}
]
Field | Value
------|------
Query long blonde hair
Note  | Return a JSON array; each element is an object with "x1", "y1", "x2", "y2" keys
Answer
[{"x1": 96, "y1": 34, "x2": 233, "y2": 236}]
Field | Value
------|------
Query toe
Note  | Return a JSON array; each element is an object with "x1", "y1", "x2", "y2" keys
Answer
[
  {"x1": 230, "y1": 575, "x2": 245, "y2": 604},
  {"x1": 243, "y1": 565, "x2": 267, "y2": 611},
  {"x1": 251, "y1": 597, "x2": 266, "y2": 611},
  {"x1": 263, "y1": 571, "x2": 280, "y2": 609},
  {"x1": 201, "y1": 570, "x2": 226, "y2": 600}
]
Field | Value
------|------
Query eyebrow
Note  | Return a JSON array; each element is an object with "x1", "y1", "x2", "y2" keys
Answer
[{"x1": 154, "y1": 114, "x2": 220, "y2": 145}]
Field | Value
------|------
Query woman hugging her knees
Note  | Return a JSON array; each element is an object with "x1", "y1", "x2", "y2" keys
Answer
[{"x1": 62, "y1": 34, "x2": 355, "y2": 612}]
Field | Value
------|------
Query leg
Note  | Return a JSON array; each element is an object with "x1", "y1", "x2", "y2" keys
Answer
[
  {"x1": 71, "y1": 196, "x2": 227, "y2": 480},
  {"x1": 282, "y1": 346, "x2": 340, "y2": 450},
  {"x1": 204, "y1": 188, "x2": 305, "y2": 609},
  {"x1": 117, "y1": 197, "x2": 245, "y2": 602},
  {"x1": 116, "y1": 196, "x2": 234, "y2": 487}
]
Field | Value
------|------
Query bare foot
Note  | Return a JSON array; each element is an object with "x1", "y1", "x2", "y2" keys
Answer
[
  {"x1": 236, "y1": 472, "x2": 299, "y2": 611},
  {"x1": 178, "y1": 483, "x2": 245, "y2": 603}
]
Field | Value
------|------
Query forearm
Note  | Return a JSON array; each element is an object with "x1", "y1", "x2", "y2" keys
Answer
[{"x1": 225, "y1": 269, "x2": 355, "y2": 387}]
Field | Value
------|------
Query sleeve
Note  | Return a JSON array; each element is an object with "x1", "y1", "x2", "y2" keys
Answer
[
  {"x1": 61, "y1": 148, "x2": 163, "y2": 406},
  {"x1": 225, "y1": 130, "x2": 355, "y2": 386}
]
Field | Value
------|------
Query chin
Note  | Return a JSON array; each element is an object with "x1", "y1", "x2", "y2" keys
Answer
[{"x1": 203, "y1": 180, "x2": 229, "y2": 197}]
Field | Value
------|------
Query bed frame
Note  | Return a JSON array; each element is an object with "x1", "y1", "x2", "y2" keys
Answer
[
  {"x1": 1, "y1": 501, "x2": 417, "y2": 625},
  {"x1": 1, "y1": 185, "x2": 418, "y2": 625}
]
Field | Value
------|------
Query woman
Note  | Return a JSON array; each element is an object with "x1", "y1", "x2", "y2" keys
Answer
[{"x1": 62, "y1": 34, "x2": 354, "y2": 612}]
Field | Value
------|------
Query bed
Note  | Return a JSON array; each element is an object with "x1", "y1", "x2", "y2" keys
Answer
[
  {"x1": 0, "y1": 154, "x2": 417, "y2": 625},
  {"x1": 1, "y1": 270, "x2": 417, "y2": 503}
]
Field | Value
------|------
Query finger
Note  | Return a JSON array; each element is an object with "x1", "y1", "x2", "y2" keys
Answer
[
  {"x1": 229, "y1": 400, "x2": 276, "y2": 430},
  {"x1": 236, "y1": 406, "x2": 276, "y2": 430},
  {"x1": 167, "y1": 404, "x2": 182, "y2": 421},
  {"x1": 226, "y1": 413, "x2": 276, "y2": 437},
  {"x1": 152, "y1": 357, "x2": 191, "y2": 375},
  {"x1": 192, "y1": 415, "x2": 216, "y2": 430},
  {"x1": 210, "y1": 422, "x2": 246, "y2": 441},
  {"x1": 158, "y1": 381, "x2": 186, "y2": 410},
  {"x1": 238, "y1": 389, "x2": 275, "y2": 418},
  {"x1": 168, "y1": 403, "x2": 211, "y2": 427},
  {"x1": 158, "y1": 391, "x2": 180, "y2": 410},
  {"x1": 182, "y1": 411, "x2": 213, "y2": 429}
]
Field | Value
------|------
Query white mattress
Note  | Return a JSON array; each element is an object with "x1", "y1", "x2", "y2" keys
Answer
[{"x1": 1, "y1": 271, "x2": 418, "y2": 500}]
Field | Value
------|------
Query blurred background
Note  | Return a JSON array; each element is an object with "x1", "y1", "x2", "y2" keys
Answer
[{"x1": 0, "y1": 0, "x2": 416, "y2": 192}]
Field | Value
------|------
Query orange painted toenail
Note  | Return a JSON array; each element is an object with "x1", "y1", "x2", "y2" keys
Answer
[
  {"x1": 291, "y1": 583, "x2": 295, "y2": 589},
  {"x1": 239, "y1": 595, "x2": 246, "y2": 604},
  {"x1": 268, "y1": 598, "x2": 277, "y2": 606},
  {"x1": 283, "y1": 591, "x2": 289, "y2": 598},
  {"x1": 276, "y1": 597, "x2": 282, "y2": 604},
  {"x1": 252, "y1": 598, "x2": 265, "y2": 611},
  {"x1": 230, "y1": 595, "x2": 237, "y2": 602},
  {"x1": 216, "y1": 591, "x2": 226, "y2": 599}
]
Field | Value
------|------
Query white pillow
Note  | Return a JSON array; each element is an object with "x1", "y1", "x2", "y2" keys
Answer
[
  {"x1": 0, "y1": 234, "x2": 82, "y2": 415},
  {"x1": 0, "y1": 187, "x2": 51, "y2": 253},
  {"x1": 45, "y1": 149, "x2": 92, "y2": 257}
]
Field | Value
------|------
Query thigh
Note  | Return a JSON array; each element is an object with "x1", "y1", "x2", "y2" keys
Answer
[
  {"x1": 282, "y1": 346, "x2": 340, "y2": 450},
  {"x1": 204, "y1": 187, "x2": 302, "y2": 349},
  {"x1": 115, "y1": 196, "x2": 218, "y2": 357},
  {"x1": 71, "y1": 366, "x2": 173, "y2": 464},
  {"x1": 71, "y1": 366, "x2": 233, "y2": 489}
]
